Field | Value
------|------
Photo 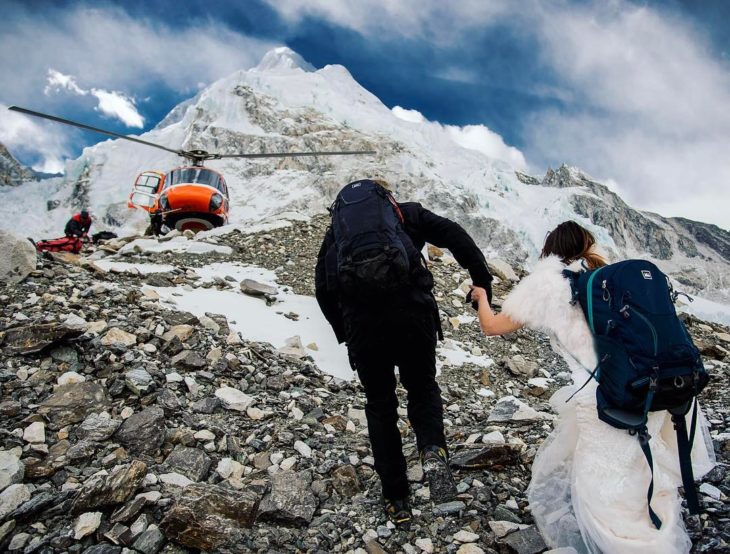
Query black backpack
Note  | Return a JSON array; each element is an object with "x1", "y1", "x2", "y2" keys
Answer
[
  {"x1": 565, "y1": 260, "x2": 709, "y2": 528},
  {"x1": 92, "y1": 231, "x2": 118, "y2": 244},
  {"x1": 329, "y1": 180, "x2": 420, "y2": 297}
]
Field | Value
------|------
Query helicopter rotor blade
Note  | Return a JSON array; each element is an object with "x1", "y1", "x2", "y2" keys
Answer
[
  {"x1": 216, "y1": 150, "x2": 376, "y2": 159},
  {"x1": 8, "y1": 106, "x2": 183, "y2": 157}
]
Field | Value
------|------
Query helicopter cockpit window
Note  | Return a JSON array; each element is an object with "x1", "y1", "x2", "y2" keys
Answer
[
  {"x1": 166, "y1": 168, "x2": 224, "y2": 192},
  {"x1": 130, "y1": 173, "x2": 161, "y2": 209},
  {"x1": 134, "y1": 174, "x2": 160, "y2": 193}
]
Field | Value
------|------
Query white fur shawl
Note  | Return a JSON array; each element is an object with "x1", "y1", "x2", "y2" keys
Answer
[{"x1": 501, "y1": 256, "x2": 598, "y2": 371}]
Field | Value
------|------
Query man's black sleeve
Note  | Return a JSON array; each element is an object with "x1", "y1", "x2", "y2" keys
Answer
[
  {"x1": 314, "y1": 228, "x2": 347, "y2": 343},
  {"x1": 417, "y1": 206, "x2": 493, "y2": 302},
  {"x1": 65, "y1": 219, "x2": 80, "y2": 237}
]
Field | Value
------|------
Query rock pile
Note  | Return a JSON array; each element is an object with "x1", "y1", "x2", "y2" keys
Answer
[{"x1": 0, "y1": 215, "x2": 727, "y2": 553}]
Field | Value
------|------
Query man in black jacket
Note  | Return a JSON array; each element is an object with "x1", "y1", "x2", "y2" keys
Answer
[{"x1": 315, "y1": 179, "x2": 492, "y2": 524}]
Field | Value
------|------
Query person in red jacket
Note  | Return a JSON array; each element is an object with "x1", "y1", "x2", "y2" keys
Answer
[{"x1": 64, "y1": 210, "x2": 92, "y2": 238}]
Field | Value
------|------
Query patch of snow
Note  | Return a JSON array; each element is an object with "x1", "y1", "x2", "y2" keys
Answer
[
  {"x1": 679, "y1": 295, "x2": 730, "y2": 326},
  {"x1": 154, "y1": 269, "x2": 351, "y2": 380},
  {"x1": 456, "y1": 314, "x2": 477, "y2": 325},
  {"x1": 193, "y1": 262, "x2": 276, "y2": 284},
  {"x1": 437, "y1": 340, "x2": 494, "y2": 369},
  {"x1": 118, "y1": 238, "x2": 232, "y2": 256},
  {"x1": 94, "y1": 260, "x2": 176, "y2": 275}
]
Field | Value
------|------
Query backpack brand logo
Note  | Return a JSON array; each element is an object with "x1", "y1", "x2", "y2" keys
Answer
[
  {"x1": 641, "y1": 270, "x2": 653, "y2": 280},
  {"x1": 352, "y1": 183, "x2": 361, "y2": 188}
]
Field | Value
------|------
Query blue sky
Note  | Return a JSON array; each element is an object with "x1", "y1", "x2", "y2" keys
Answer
[{"x1": 1, "y1": 0, "x2": 728, "y2": 228}]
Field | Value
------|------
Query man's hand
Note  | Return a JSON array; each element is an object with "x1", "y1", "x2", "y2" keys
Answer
[
  {"x1": 466, "y1": 286, "x2": 487, "y2": 310},
  {"x1": 469, "y1": 286, "x2": 489, "y2": 304}
]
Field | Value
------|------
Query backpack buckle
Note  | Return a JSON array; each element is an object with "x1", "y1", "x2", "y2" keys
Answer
[
  {"x1": 638, "y1": 428, "x2": 651, "y2": 446},
  {"x1": 649, "y1": 376, "x2": 658, "y2": 391}
]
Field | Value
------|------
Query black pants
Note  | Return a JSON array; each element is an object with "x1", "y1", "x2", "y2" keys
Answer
[{"x1": 346, "y1": 305, "x2": 446, "y2": 500}]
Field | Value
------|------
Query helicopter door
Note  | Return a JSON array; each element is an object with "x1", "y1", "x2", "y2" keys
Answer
[{"x1": 128, "y1": 172, "x2": 163, "y2": 213}]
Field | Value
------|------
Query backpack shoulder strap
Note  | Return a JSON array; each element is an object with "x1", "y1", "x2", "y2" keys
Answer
[
  {"x1": 670, "y1": 400, "x2": 702, "y2": 516},
  {"x1": 562, "y1": 269, "x2": 581, "y2": 305},
  {"x1": 384, "y1": 192, "x2": 405, "y2": 223},
  {"x1": 636, "y1": 426, "x2": 663, "y2": 529}
]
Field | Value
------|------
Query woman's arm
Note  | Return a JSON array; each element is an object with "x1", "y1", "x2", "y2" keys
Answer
[{"x1": 470, "y1": 286, "x2": 523, "y2": 336}]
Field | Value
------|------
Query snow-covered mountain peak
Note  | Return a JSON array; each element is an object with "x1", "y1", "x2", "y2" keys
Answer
[
  {"x1": 254, "y1": 46, "x2": 315, "y2": 73},
  {"x1": 2, "y1": 48, "x2": 729, "y2": 320}
]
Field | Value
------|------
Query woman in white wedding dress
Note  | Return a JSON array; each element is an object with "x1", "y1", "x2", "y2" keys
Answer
[{"x1": 469, "y1": 221, "x2": 715, "y2": 554}]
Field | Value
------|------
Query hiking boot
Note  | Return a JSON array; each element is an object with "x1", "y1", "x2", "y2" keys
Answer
[
  {"x1": 384, "y1": 497, "x2": 412, "y2": 526},
  {"x1": 421, "y1": 445, "x2": 457, "y2": 503}
]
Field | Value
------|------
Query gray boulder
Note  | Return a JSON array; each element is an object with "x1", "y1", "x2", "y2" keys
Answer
[
  {"x1": 331, "y1": 465, "x2": 361, "y2": 498},
  {"x1": 1, "y1": 323, "x2": 83, "y2": 356},
  {"x1": 0, "y1": 483, "x2": 30, "y2": 520},
  {"x1": 240, "y1": 279, "x2": 277, "y2": 297},
  {"x1": 450, "y1": 444, "x2": 522, "y2": 469},
  {"x1": 0, "y1": 230, "x2": 36, "y2": 284},
  {"x1": 487, "y1": 258, "x2": 519, "y2": 282},
  {"x1": 73, "y1": 413, "x2": 121, "y2": 442},
  {"x1": 505, "y1": 355, "x2": 538, "y2": 378},
  {"x1": 488, "y1": 396, "x2": 554, "y2": 423},
  {"x1": 501, "y1": 525, "x2": 547, "y2": 554},
  {"x1": 170, "y1": 349, "x2": 207, "y2": 369},
  {"x1": 162, "y1": 446, "x2": 211, "y2": 482},
  {"x1": 114, "y1": 407, "x2": 166, "y2": 456},
  {"x1": 159, "y1": 483, "x2": 261, "y2": 550},
  {"x1": 132, "y1": 524, "x2": 166, "y2": 554},
  {"x1": 39, "y1": 382, "x2": 112, "y2": 428},
  {"x1": 0, "y1": 450, "x2": 24, "y2": 492},
  {"x1": 71, "y1": 460, "x2": 147, "y2": 513},
  {"x1": 125, "y1": 368, "x2": 153, "y2": 395},
  {"x1": 258, "y1": 470, "x2": 318, "y2": 525}
]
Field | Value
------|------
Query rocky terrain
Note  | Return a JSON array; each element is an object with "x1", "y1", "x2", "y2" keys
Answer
[{"x1": 0, "y1": 216, "x2": 728, "y2": 554}]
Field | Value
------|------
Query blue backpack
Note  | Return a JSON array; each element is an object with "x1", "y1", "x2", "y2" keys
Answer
[
  {"x1": 564, "y1": 259, "x2": 709, "y2": 529},
  {"x1": 329, "y1": 180, "x2": 421, "y2": 297}
]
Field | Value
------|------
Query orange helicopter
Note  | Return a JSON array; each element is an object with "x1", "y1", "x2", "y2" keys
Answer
[{"x1": 9, "y1": 106, "x2": 375, "y2": 233}]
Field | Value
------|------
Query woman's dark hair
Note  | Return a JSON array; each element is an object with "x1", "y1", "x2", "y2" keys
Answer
[{"x1": 540, "y1": 221, "x2": 607, "y2": 269}]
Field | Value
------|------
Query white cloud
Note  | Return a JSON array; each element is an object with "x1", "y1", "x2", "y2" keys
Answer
[
  {"x1": 446, "y1": 124, "x2": 527, "y2": 170},
  {"x1": 392, "y1": 106, "x2": 425, "y2": 123},
  {"x1": 90, "y1": 89, "x2": 144, "y2": 128},
  {"x1": 45, "y1": 69, "x2": 87, "y2": 96},
  {"x1": 522, "y1": 3, "x2": 730, "y2": 229},
  {"x1": 262, "y1": 0, "x2": 512, "y2": 42},
  {"x1": 650, "y1": 194, "x2": 730, "y2": 231},
  {"x1": 0, "y1": 103, "x2": 71, "y2": 173},
  {"x1": 44, "y1": 69, "x2": 145, "y2": 128},
  {"x1": 0, "y1": 6, "x2": 277, "y2": 173},
  {"x1": 392, "y1": 106, "x2": 527, "y2": 170},
  {"x1": 266, "y1": 0, "x2": 730, "y2": 228},
  {"x1": 433, "y1": 67, "x2": 479, "y2": 84},
  {"x1": 0, "y1": 7, "x2": 277, "y2": 100}
]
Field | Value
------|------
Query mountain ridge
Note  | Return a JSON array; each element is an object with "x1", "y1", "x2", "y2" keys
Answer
[{"x1": 1, "y1": 47, "x2": 728, "y2": 309}]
